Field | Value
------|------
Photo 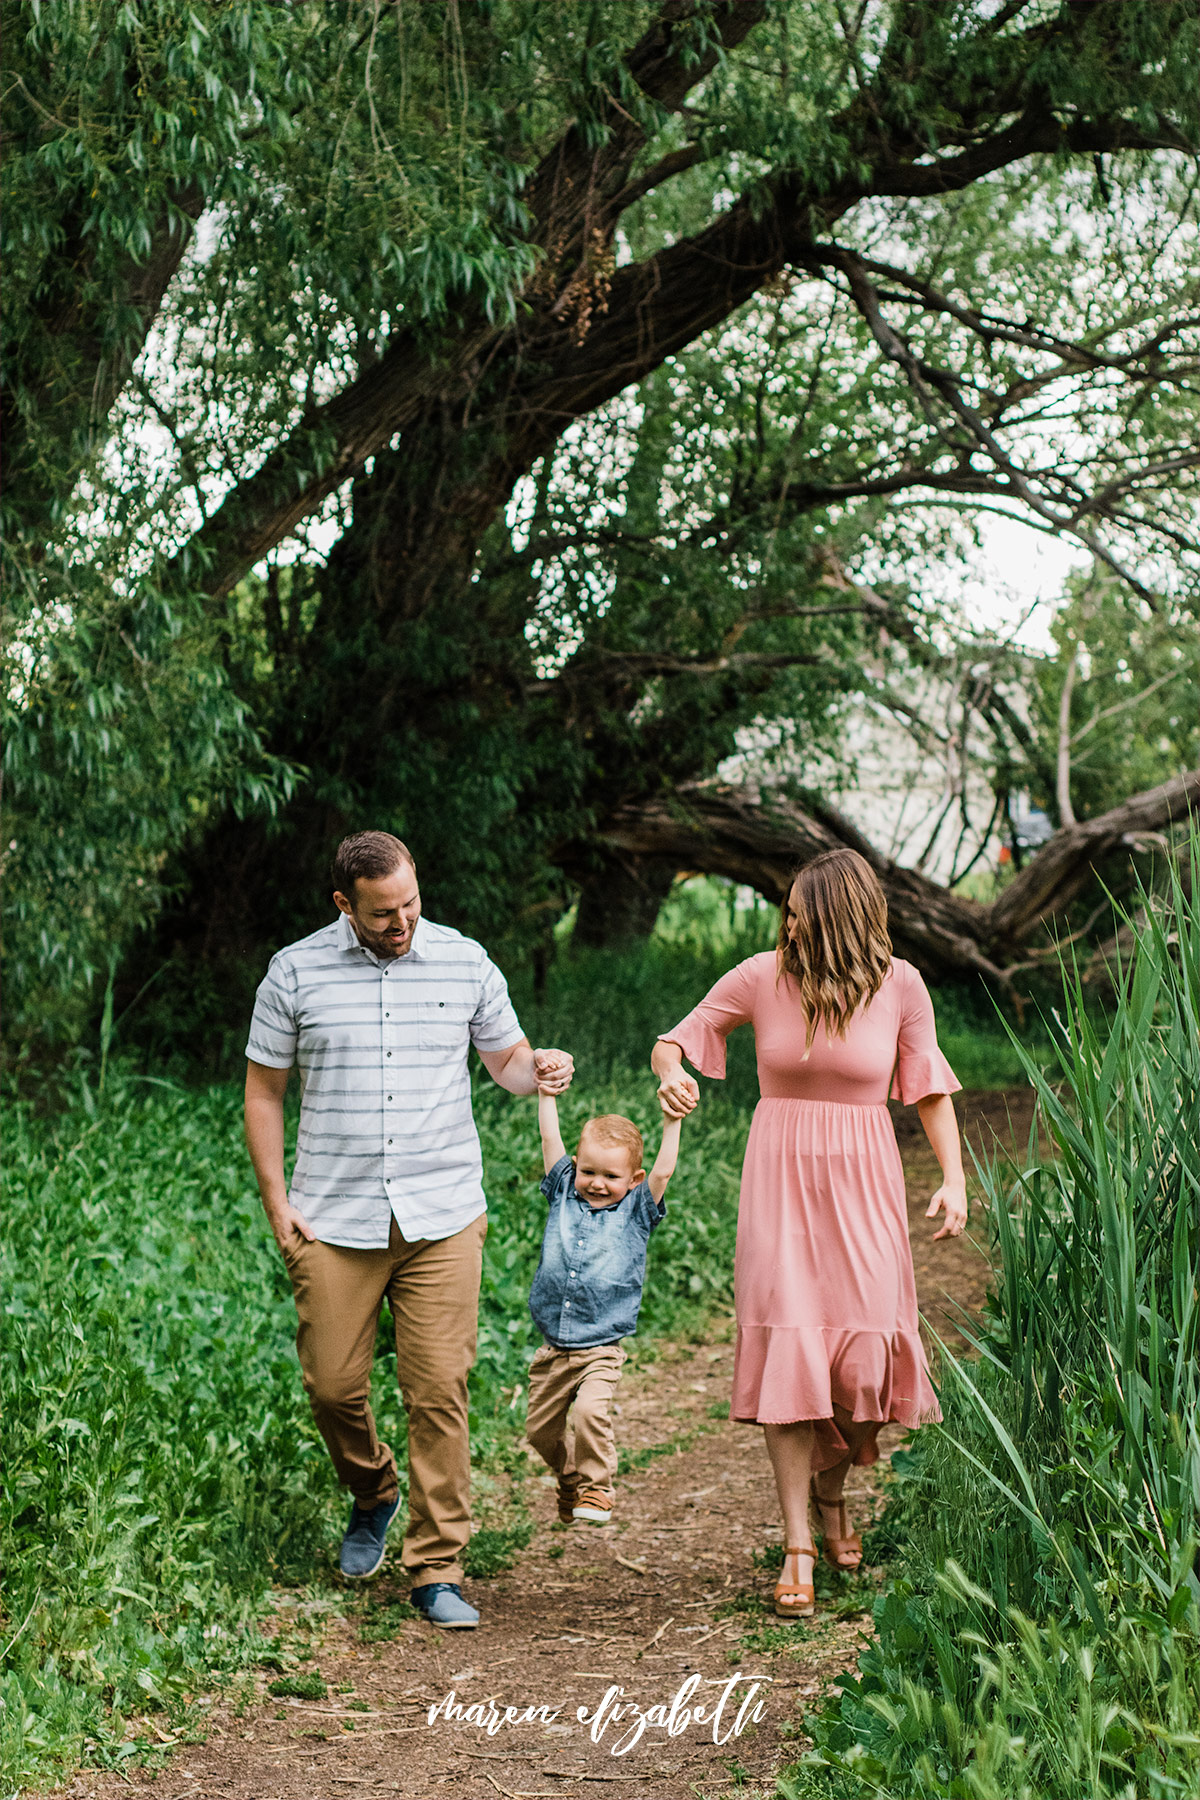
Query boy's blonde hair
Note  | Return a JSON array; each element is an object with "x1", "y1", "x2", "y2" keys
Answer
[{"x1": 578, "y1": 1113, "x2": 644, "y2": 1169}]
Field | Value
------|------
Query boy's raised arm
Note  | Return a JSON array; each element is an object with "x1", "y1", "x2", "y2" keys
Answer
[
  {"x1": 648, "y1": 1107, "x2": 683, "y2": 1204},
  {"x1": 538, "y1": 1088, "x2": 568, "y2": 1176}
]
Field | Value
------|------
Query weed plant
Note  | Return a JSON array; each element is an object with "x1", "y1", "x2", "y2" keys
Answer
[
  {"x1": 266, "y1": 1672, "x2": 326, "y2": 1701},
  {"x1": 460, "y1": 1521, "x2": 533, "y2": 1578},
  {"x1": 783, "y1": 846, "x2": 1200, "y2": 1800}
]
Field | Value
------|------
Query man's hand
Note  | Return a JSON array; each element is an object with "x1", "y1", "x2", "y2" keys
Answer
[
  {"x1": 533, "y1": 1048, "x2": 574, "y2": 1094},
  {"x1": 479, "y1": 1040, "x2": 574, "y2": 1096},
  {"x1": 657, "y1": 1067, "x2": 699, "y2": 1119},
  {"x1": 269, "y1": 1201, "x2": 317, "y2": 1253}
]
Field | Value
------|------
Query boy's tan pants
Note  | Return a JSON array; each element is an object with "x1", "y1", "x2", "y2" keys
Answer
[
  {"x1": 525, "y1": 1342, "x2": 626, "y2": 1502},
  {"x1": 282, "y1": 1213, "x2": 486, "y2": 1587}
]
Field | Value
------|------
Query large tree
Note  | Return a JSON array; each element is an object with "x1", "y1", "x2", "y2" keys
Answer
[{"x1": 4, "y1": 0, "x2": 1199, "y2": 1039}]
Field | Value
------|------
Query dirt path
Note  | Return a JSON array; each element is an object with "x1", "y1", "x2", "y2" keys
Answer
[{"x1": 58, "y1": 1092, "x2": 1030, "y2": 1800}]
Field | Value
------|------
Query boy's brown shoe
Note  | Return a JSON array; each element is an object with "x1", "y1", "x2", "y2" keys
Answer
[
  {"x1": 556, "y1": 1479, "x2": 578, "y2": 1524},
  {"x1": 572, "y1": 1488, "x2": 613, "y2": 1525}
]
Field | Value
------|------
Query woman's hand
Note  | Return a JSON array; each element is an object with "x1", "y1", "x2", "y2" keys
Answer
[
  {"x1": 926, "y1": 1182, "x2": 968, "y2": 1240},
  {"x1": 915, "y1": 1094, "x2": 967, "y2": 1239},
  {"x1": 657, "y1": 1067, "x2": 700, "y2": 1119}
]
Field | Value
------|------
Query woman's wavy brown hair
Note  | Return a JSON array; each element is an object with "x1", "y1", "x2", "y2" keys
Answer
[{"x1": 776, "y1": 848, "x2": 893, "y2": 1046}]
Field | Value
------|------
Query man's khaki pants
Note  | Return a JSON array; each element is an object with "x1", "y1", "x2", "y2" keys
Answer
[
  {"x1": 525, "y1": 1342, "x2": 625, "y2": 1503},
  {"x1": 282, "y1": 1213, "x2": 486, "y2": 1587}
]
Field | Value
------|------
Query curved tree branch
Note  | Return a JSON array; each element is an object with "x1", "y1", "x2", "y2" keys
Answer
[
  {"x1": 594, "y1": 766, "x2": 1200, "y2": 981},
  {"x1": 169, "y1": 25, "x2": 1197, "y2": 606}
]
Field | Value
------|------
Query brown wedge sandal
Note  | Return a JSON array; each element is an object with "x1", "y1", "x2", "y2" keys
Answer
[
  {"x1": 810, "y1": 1480, "x2": 863, "y2": 1570},
  {"x1": 773, "y1": 1545, "x2": 816, "y2": 1618}
]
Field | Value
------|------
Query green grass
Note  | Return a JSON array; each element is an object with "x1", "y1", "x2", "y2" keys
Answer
[
  {"x1": 0, "y1": 1062, "x2": 747, "y2": 1791},
  {"x1": 460, "y1": 1520, "x2": 534, "y2": 1578},
  {"x1": 353, "y1": 1594, "x2": 418, "y2": 1643},
  {"x1": 266, "y1": 1672, "x2": 327, "y2": 1701}
]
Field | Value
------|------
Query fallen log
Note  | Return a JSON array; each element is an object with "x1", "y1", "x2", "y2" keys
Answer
[{"x1": 595, "y1": 768, "x2": 1200, "y2": 983}]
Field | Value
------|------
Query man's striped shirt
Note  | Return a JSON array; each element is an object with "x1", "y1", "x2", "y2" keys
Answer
[{"x1": 246, "y1": 912, "x2": 524, "y2": 1247}]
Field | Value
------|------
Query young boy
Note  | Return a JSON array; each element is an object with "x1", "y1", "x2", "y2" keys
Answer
[{"x1": 525, "y1": 1090, "x2": 682, "y2": 1526}]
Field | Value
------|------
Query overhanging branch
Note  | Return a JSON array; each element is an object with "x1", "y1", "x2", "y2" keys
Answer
[
  {"x1": 170, "y1": 55, "x2": 1199, "y2": 605},
  {"x1": 593, "y1": 766, "x2": 1200, "y2": 981}
]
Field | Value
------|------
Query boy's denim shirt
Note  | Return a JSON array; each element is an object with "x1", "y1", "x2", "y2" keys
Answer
[{"x1": 528, "y1": 1153, "x2": 665, "y2": 1348}]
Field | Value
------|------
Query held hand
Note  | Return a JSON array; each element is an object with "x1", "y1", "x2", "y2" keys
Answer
[
  {"x1": 926, "y1": 1184, "x2": 968, "y2": 1240},
  {"x1": 533, "y1": 1048, "x2": 574, "y2": 1094},
  {"x1": 272, "y1": 1201, "x2": 316, "y2": 1253},
  {"x1": 657, "y1": 1067, "x2": 699, "y2": 1119}
]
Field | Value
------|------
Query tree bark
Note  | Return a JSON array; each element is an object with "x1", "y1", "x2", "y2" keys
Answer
[
  {"x1": 595, "y1": 769, "x2": 1200, "y2": 982},
  {"x1": 987, "y1": 769, "x2": 1200, "y2": 944},
  {"x1": 569, "y1": 851, "x2": 680, "y2": 950}
]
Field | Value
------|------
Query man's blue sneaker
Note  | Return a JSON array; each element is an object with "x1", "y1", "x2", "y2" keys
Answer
[
  {"x1": 410, "y1": 1582, "x2": 479, "y2": 1629},
  {"x1": 339, "y1": 1495, "x2": 401, "y2": 1578}
]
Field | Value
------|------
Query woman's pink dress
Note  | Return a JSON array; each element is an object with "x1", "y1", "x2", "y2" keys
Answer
[{"x1": 663, "y1": 954, "x2": 959, "y2": 1470}]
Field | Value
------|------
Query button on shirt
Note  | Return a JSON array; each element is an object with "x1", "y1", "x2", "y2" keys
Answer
[
  {"x1": 245, "y1": 913, "x2": 524, "y2": 1248},
  {"x1": 528, "y1": 1154, "x2": 665, "y2": 1349}
]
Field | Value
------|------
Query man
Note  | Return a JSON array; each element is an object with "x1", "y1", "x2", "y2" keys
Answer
[{"x1": 244, "y1": 830, "x2": 573, "y2": 1629}]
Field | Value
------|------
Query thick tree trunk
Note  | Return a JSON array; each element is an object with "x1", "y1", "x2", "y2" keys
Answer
[
  {"x1": 595, "y1": 770, "x2": 1200, "y2": 982},
  {"x1": 570, "y1": 851, "x2": 679, "y2": 949}
]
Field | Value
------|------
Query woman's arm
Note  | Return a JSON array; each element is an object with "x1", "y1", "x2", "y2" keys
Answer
[
  {"x1": 651, "y1": 1039, "x2": 700, "y2": 1119},
  {"x1": 916, "y1": 1093, "x2": 968, "y2": 1239},
  {"x1": 653, "y1": 960, "x2": 755, "y2": 1111}
]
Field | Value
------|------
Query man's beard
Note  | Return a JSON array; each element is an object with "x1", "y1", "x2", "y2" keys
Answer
[{"x1": 353, "y1": 918, "x2": 412, "y2": 960}]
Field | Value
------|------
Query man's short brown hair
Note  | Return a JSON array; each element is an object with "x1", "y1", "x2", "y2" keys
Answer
[
  {"x1": 332, "y1": 831, "x2": 416, "y2": 897},
  {"x1": 578, "y1": 1114, "x2": 644, "y2": 1170}
]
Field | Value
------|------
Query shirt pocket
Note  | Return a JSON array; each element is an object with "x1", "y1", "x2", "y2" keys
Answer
[{"x1": 418, "y1": 998, "x2": 472, "y2": 1053}]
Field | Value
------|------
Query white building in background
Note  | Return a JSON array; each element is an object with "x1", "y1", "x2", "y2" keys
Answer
[{"x1": 719, "y1": 663, "x2": 1028, "y2": 889}]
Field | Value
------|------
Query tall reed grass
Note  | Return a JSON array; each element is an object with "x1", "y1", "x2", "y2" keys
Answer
[{"x1": 789, "y1": 843, "x2": 1200, "y2": 1800}]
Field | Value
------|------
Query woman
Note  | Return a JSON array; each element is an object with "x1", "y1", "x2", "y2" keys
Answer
[{"x1": 652, "y1": 849, "x2": 967, "y2": 1617}]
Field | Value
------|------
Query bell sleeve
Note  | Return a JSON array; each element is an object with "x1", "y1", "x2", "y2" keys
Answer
[
  {"x1": 890, "y1": 962, "x2": 962, "y2": 1104},
  {"x1": 658, "y1": 959, "x2": 756, "y2": 1081}
]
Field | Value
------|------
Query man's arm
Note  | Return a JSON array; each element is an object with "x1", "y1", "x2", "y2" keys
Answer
[
  {"x1": 477, "y1": 1037, "x2": 574, "y2": 1096},
  {"x1": 244, "y1": 1059, "x2": 314, "y2": 1250},
  {"x1": 537, "y1": 1089, "x2": 568, "y2": 1175},
  {"x1": 647, "y1": 1108, "x2": 683, "y2": 1205}
]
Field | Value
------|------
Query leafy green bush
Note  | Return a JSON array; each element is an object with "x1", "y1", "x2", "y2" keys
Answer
[{"x1": 786, "y1": 844, "x2": 1200, "y2": 1800}]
